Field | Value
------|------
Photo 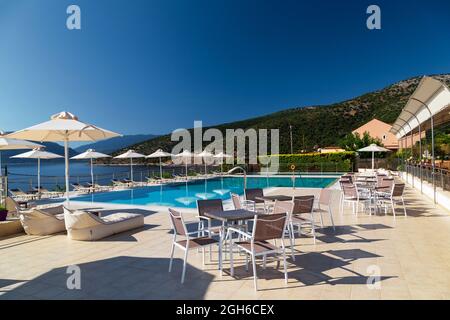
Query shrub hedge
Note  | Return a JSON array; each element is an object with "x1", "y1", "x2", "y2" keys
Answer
[{"x1": 259, "y1": 152, "x2": 357, "y2": 172}]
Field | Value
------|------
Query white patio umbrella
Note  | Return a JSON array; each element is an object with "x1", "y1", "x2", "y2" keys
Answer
[
  {"x1": 213, "y1": 152, "x2": 233, "y2": 174},
  {"x1": 174, "y1": 150, "x2": 193, "y2": 180},
  {"x1": 212, "y1": 152, "x2": 233, "y2": 196},
  {"x1": 6, "y1": 111, "x2": 121, "y2": 202},
  {"x1": 0, "y1": 131, "x2": 43, "y2": 175},
  {"x1": 195, "y1": 150, "x2": 214, "y2": 175},
  {"x1": 114, "y1": 150, "x2": 145, "y2": 182},
  {"x1": 357, "y1": 144, "x2": 391, "y2": 170},
  {"x1": 11, "y1": 148, "x2": 63, "y2": 195},
  {"x1": 71, "y1": 149, "x2": 111, "y2": 188},
  {"x1": 146, "y1": 149, "x2": 172, "y2": 179}
]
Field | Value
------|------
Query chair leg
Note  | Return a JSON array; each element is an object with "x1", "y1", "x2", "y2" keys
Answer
[
  {"x1": 328, "y1": 207, "x2": 335, "y2": 231},
  {"x1": 252, "y1": 253, "x2": 258, "y2": 291},
  {"x1": 245, "y1": 253, "x2": 249, "y2": 272},
  {"x1": 391, "y1": 200, "x2": 396, "y2": 218},
  {"x1": 318, "y1": 210, "x2": 324, "y2": 228},
  {"x1": 282, "y1": 249, "x2": 288, "y2": 285},
  {"x1": 230, "y1": 241, "x2": 234, "y2": 277},
  {"x1": 311, "y1": 217, "x2": 316, "y2": 244},
  {"x1": 181, "y1": 248, "x2": 189, "y2": 284},
  {"x1": 402, "y1": 197, "x2": 407, "y2": 217},
  {"x1": 202, "y1": 246, "x2": 205, "y2": 268},
  {"x1": 263, "y1": 255, "x2": 267, "y2": 270},
  {"x1": 168, "y1": 243, "x2": 175, "y2": 272},
  {"x1": 288, "y1": 225, "x2": 295, "y2": 261}
]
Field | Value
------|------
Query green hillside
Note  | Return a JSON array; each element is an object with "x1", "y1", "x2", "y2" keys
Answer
[{"x1": 115, "y1": 74, "x2": 450, "y2": 156}]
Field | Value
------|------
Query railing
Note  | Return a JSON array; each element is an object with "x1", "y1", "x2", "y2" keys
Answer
[
  {"x1": 0, "y1": 175, "x2": 7, "y2": 204},
  {"x1": 5, "y1": 165, "x2": 222, "y2": 192},
  {"x1": 405, "y1": 163, "x2": 450, "y2": 192}
]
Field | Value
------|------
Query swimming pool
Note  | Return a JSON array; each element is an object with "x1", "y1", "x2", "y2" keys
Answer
[{"x1": 73, "y1": 176, "x2": 338, "y2": 208}]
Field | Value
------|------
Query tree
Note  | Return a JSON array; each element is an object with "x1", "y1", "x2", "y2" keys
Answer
[{"x1": 339, "y1": 131, "x2": 383, "y2": 152}]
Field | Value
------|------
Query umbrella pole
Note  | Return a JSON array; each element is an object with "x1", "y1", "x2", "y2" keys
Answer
[
  {"x1": 37, "y1": 157, "x2": 41, "y2": 198},
  {"x1": 90, "y1": 157, "x2": 94, "y2": 189},
  {"x1": 185, "y1": 161, "x2": 188, "y2": 181},
  {"x1": 372, "y1": 151, "x2": 375, "y2": 170},
  {"x1": 159, "y1": 157, "x2": 162, "y2": 180},
  {"x1": 130, "y1": 158, "x2": 133, "y2": 183},
  {"x1": 64, "y1": 137, "x2": 70, "y2": 203}
]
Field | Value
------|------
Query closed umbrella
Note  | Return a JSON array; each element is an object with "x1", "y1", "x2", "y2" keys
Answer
[
  {"x1": 357, "y1": 144, "x2": 391, "y2": 170},
  {"x1": 6, "y1": 111, "x2": 121, "y2": 202},
  {"x1": 114, "y1": 150, "x2": 145, "y2": 182},
  {"x1": 146, "y1": 149, "x2": 172, "y2": 179},
  {"x1": 71, "y1": 149, "x2": 111, "y2": 188},
  {"x1": 11, "y1": 148, "x2": 63, "y2": 196},
  {"x1": 0, "y1": 131, "x2": 43, "y2": 175},
  {"x1": 174, "y1": 150, "x2": 193, "y2": 181}
]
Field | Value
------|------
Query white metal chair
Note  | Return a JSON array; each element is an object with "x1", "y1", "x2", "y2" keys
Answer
[
  {"x1": 291, "y1": 196, "x2": 317, "y2": 244},
  {"x1": 341, "y1": 184, "x2": 371, "y2": 216},
  {"x1": 168, "y1": 208, "x2": 221, "y2": 284},
  {"x1": 377, "y1": 183, "x2": 407, "y2": 218},
  {"x1": 226, "y1": 213, "x2": 289, "y2": 291},
  {"x1": 231, "y1": 193, "x2": 255, "y2": 211},
  {"x1": 315, "y1": 188, "x2": 335, "y2": 230}
]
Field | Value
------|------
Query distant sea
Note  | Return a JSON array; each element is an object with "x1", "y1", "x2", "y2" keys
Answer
[{"x1": 4, "y1": 161, "x2": 159, "y2": 191}]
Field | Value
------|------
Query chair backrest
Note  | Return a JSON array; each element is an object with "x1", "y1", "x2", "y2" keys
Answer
[
  {"x1": 379, "y1": 177, "x2": 394, "y2": 188},
  {"x1": 197, "y1": 199, "x2": 223, "y2": 217},
  {"x1": 272, "y1": 200, "x2": 294, "y2": 218},
  {"x1": 245, "y1": 188, "x2": 264, "y2": 203},
  {"x1": 341, "y1": 175, "x2": 353, "y2": 183},
  {"x1": 342, "y1": 184, "x2": 358, "y2": 199},
  {"x1": 168, "y1": 208, "x2": 187, "y2": 236},
  {"x1": 231, "y1": 193, "x2": 242, "y2": 210},
  {"x1": 391, "y1": 183, "x2": 405, "y2": 197},
  {"x1": 253, "y1": 213, "x2": 287, "y2": 241},
  {"x1": 319, "y1": 188, "x2": 333, "y2": 206},
  {"x1": 292, "y1": 196, "x2": 315, "y2": 214}
]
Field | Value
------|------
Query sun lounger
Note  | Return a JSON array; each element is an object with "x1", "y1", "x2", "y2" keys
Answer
[
  {"x1": 63, "y1": 207, "x2": 144, "y2": 241},
  {"x1": 111, "y1": 179, "x2": 132, "y2": 188},
  {"x1": 9, "y1": 188, "x2": 37, "y2": 201},
  {"x1": 33, "y1": 186, "x2": 63, "y2": 198},
  {"x1": 19, "y1": 205, "x2": 65, "y2": 236},
  {"x1": 71, "y1": 183, "x2": 92, "y2": 193}
]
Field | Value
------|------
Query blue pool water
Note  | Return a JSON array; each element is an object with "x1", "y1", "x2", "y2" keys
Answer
[{"x1": 73, "y1": 176, "x2": 337, "y2": 208}]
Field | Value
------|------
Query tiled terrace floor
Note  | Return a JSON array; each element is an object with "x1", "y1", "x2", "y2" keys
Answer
[{"x1": 1, "y1": 185, "x2": 449, "y2": 300}]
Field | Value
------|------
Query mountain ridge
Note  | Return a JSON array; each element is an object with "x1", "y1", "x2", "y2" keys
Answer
[{"x1": 113, "y1": 74, "x2": 450, "y2": 156}]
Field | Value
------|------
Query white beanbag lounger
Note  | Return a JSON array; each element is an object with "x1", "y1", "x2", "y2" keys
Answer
[
  {"x1": 64, "y1": 207, "x2": 144, "y2": 241},
  {"x1": 20, "y1": 205, "x2": 65, "y2": 236}
]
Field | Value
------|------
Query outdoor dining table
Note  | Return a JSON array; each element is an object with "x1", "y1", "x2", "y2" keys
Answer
[
  {"x1": 255, "y1": 195, "x2": 293, "y2": 202},
  {"x1": 203, "y1": 209, "x2": 260, "y2": 274}
]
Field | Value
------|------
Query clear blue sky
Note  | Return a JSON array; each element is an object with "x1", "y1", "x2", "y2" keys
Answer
[{"x1": 1, "y1": 0, "x2": 450, "y2": 137}]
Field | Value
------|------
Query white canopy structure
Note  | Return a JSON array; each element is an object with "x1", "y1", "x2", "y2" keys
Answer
[
  {"x1": 0, "y1": 132, "x2": 43, "y2": 175},
  {"x1": 6, "y1": 111, "x2": 121, "y2": 201},
  {"x1": 114, "y1": 150, "x2": 145, "y2": 182},
  {"x1": 389, "y1": 76, "x2": 450, "y2": 202},
  {"x1": 11, "y1": 148, "x2": 63, "y2": 195},
  {"x1": 146, "y1": 149, "x2": 172, "y2": 179},
  {"x1": 71, "y1": 149, "x2": 111, "y2": 188},
  {"x1": 357, "y1": 144, "x2": 390, "y2": 170}
]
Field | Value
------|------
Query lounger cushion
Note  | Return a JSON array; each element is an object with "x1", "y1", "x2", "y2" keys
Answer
[
  {"x1": 64, "y1": 208, "x2": 144, "y2": 241},
  {"x1": 20, "y1": 206, "x2": 66, "y2": 236}
]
